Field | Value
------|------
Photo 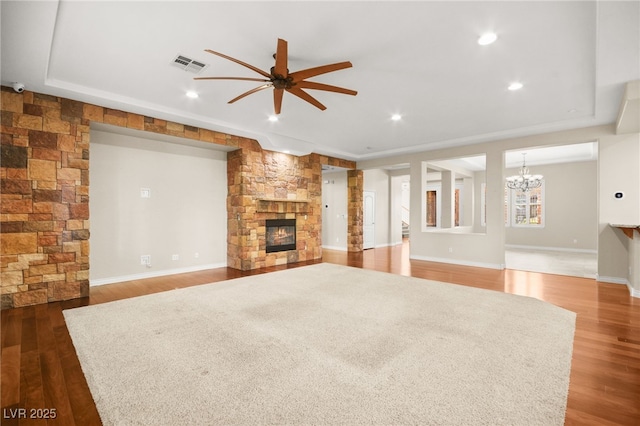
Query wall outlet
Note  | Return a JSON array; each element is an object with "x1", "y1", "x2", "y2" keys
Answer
[
  {"x1": 140, "y1": 188, "x2": 151, "y2": 198},
  {"x1": 194, "y1": 252, "x2": 199, "y2": 258},
  {"x1": 172, "y1": 254, "x2": 179, "y2": 261},
  {"x1": 448, "y1": 247, "x2": 453, "y2": 253},
  {"x1": 140, "y1": 255, "x2": 151, "y2": 265}
]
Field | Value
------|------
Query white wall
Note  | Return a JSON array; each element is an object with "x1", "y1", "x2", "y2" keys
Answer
[
  {"x1": 390, "y1": 175, "x2": 405, "y2": 245},
  {"x1": 473, "y1": 170, "x2": 487, "y2": 233},
  {"x1": 321, "y1": 171, "x2": 348, "y2": 250},
  {"x1": 597, "y1": 132, "x2": 640, "y2": 286},
  {"x1": 364, "y1": 169, "x2": 391, "y2": 247},
  {"x1": 401, "y1": 180, "x2": 411, "y2": 223},
  {"x1": 89, "y1": 129, "x2": 228, "y2": 284},
  {"x1": 505, "y1": 161, "x2": 597, "y2": 251}
]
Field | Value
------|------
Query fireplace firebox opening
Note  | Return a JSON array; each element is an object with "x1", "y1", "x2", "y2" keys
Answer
[{"x1": 265, "y1": 219, "x2": 296, "y2": 253}]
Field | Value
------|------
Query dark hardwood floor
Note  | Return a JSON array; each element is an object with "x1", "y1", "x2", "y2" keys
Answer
[{"x1": 2, "y1": 242, "x2": 639, "y2": 425}]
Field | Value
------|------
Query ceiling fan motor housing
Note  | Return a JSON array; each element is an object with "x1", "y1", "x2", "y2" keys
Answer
[{"x1": 271, "y1": 72, "x2": 294, "y2": 89}]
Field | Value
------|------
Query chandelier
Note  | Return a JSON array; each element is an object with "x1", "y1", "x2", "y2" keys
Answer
[{"x1": 506, "y1": 153, "x2": 543, "y2": 192}]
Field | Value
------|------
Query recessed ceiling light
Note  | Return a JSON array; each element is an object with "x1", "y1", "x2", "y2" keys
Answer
[
  {"x1": 478, "y1": 32, "x2": 497, "y2": 46},
  {"x1": 186, "y1": 91, "x2": 199, "y2": 98},
  {"x1": 283, "y1": 150, "x2": 290, "y2": 154},
  {"x1": 391, "y1": 114, "x2": 402, "y2": 121},
  {"x1": 268, "y1": 115, "x2": 278, "y2": 122},
  {"x1": 508, "y1": 82, "x2": 523, "y2": 91}
]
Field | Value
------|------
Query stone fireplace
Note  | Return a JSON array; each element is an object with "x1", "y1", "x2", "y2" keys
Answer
[
  {"x1": 226, "y1": 149, "x2": 320, "y2": 270},
  {"x1": 265, "y1": 219, "x2": 296, "y2": 253},
  {"x1": 226, "y1": 148, "x2": 356, "y2": 271}
]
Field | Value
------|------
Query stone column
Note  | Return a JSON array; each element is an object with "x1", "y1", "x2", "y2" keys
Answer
[
  {"x1": 347, "y1": 170, "x2": 363, "y2": 252},
  {"x1": 226, "y1": 144, "x2": 263, "y2": 271},
  {"x1": 1, "y1": 91, "x2": 90, "y2": 308}
]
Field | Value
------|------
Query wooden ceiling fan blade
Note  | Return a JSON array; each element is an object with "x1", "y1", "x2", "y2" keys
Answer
[
  {"x1": 228, "y1": 83, "x2": 272, "y2": 104},
  {"x1": 287, "y1": 87, "x2": 327, "y2": 111},
  {"x1": 273, "y1": 38, "x2": 288, "y2": 77},
  {"x1": 289, "y1": 61, "x2": 353, "y2": 82},
  {"x1": 296, "y1": 81, "x2": 357, "y2": 96},
  {"x1": 194, "y1": 77, "x2": 270, "y2": 82},
  {"x1": 273, "y1": 88, "x2": 284, "y2": 115},
  {"x1": 204, "y1": 49, "x2": 272, "y2": 79}
]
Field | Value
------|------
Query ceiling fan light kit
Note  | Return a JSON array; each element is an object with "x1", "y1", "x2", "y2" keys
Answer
[{"x1": 195, "y1": 38, "x2": 357, "y2": 114}]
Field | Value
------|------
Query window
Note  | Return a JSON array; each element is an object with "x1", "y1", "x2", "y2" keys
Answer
[{"x1": 507, "y1": 182, "x2": 544, "y2": 227}]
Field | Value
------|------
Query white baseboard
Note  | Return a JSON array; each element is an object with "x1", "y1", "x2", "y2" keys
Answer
[
  {"x1": 375, "y1": 242, "x2": 395, "y2": 248},
  {"x1": 323, "y1": 241, "x2": 402, "y2": 251},
  {"x1": 505, "y1": 244, "x2": 597, "y2": 254},
  {"x1": 596, "y1": 275, "x2": 640, "y2": 298},
  {"x1": 322, "y1": 245, "x2": 347, "y2": 252},
  {"x1": 595, "y1": 275, "x2": 629, "y2": 285},
  {"x1": 410, "y1": 254, "x2": 505, "y2": 270},
  {"x1": 90, "y1": 263, "x2": 226, "y2": 286}
]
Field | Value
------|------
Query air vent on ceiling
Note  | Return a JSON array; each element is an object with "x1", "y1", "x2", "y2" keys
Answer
[{"x1": 171, "y1": 55, "x2": 208, "y2": 74}]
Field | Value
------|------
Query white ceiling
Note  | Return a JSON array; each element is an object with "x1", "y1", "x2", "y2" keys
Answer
[{"x1": 1, "y1": 1, "x2": 638, "y2": 162}]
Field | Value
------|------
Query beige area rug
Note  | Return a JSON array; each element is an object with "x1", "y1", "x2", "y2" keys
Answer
[{"x1": 64, "y1": 263, "x2": 576, "y2": 425}]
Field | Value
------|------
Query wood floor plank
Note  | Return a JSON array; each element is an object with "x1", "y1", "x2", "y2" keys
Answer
[
  {"x1": 52, "y1": 323, "x2": 101, "y2": 425},
  {"x1": 566, "y1": 385, "x2": 640, "y2": 425},
  {"x1": 20, "y1": 315, "x2": 37, "y2": 357},
  {"x1": 19, "y1": 351, "x2": 45, "y2": 426},
  {"x1": 1, "y1": 345, "x2": 21, "y2": 409},
  {"x1": 1, "y1": 308, "x2": 22, "y2": 348},
  {"x1": 564, "y1": 407, "x2": 627, "y2": 426},
  {"x1": 39, "y1": 349, "x2": 75, "y2": 426},
  {"x1": 34, "y1": 304, "x2": 75, "y2": 425}
]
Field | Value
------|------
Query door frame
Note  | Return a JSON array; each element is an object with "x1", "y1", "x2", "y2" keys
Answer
[{"x1": 363, "y1": 190, "x2": 375, "y2": 249}]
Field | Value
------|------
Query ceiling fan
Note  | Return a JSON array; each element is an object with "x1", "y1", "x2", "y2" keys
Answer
[{"x1": 195, "y1": 38, "x2": 357, "y2": 115}]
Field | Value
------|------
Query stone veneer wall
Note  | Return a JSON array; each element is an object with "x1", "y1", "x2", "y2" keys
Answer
[
  {"x1": 347, "y1": 170, "x2": 364, "y2": 252},
  {"x1": 1, "y1": 87, "x2": 357, "y2": 308},
  {"x1": 227, "y1": 148, "x2": 355, "y2": 270}
]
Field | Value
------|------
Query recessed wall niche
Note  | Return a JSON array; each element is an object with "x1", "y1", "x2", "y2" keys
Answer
[{"x1": 89, "y1": 126, "x2": 229, "y2": 284}]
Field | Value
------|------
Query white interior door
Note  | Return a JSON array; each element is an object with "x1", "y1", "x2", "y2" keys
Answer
[{"x1": 364, "y1": 191, "x2": 375, "y2": 249}]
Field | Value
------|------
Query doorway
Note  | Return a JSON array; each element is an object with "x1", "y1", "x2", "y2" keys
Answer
[
  {"x1": 503, "y1": 143, "x2": 598, "y2": 278},
  {"x1": 364, "y1": 191, "x2": 375, "y2": 249}
]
